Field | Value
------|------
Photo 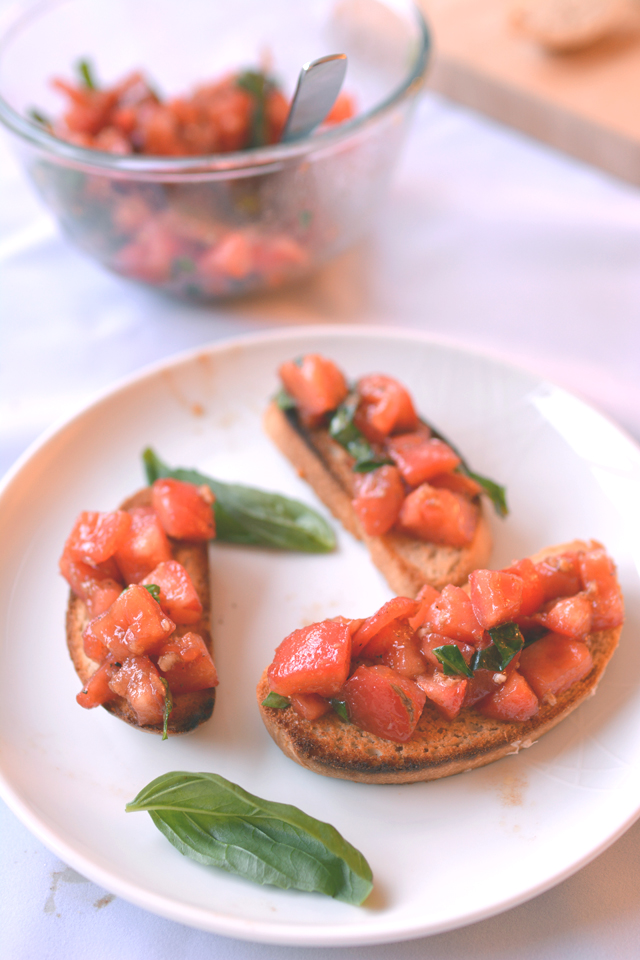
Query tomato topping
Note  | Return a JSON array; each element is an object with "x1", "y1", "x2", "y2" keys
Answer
[
  {"x1": 289, "y1": 693, "x2": 332, "y2": 721},
  {"x1": 362, "y1": 617, "x2": 415, "y2": 660},
  {"x1": 113, "y1": 507, "x2": 173, "y2": 583},
  {"x1": 502, "y1": 558, "x2": 545, "y2": 617},
  {"x1": 476, "y1": 671, "x2": 538, "y2": 722},
  {"x1": 88, "y1": 583, "x2": 176, "y2": 659},
  {"x1": 420, "y1": 632, "x2": 475, "y2": 670},
  {"x1": 141, "y1": 560, "x2": 203, "y2": 624},
  {"x1": 151, "y1": 478, "x2": 215, "y2": 541},
  {"x1": 381, "y1": 634, "x2": 427, "y2": 678},
  {"x1": 82, "y1": 620, "x2": 109, "y2": 662},
  {"x1": 157, "y1": 631, "x2": 218, "y2": 694},
  {"x1": 534, "y1": 554, "x2": 581, "y2": 602},
  {"x1": 354, "y1": 374, "x2": 418, "y2": 443},
  {"x1": 578, "y1": 548, "x2": 624, "y2": 630},
  {"x1": 62, "y1": 510, "x2": 131, "y2": 565},
  {"x1": 108, "y1": 656, "x2": 166, "y2": 726},
  {"x1": 351, "y1": 465, "x2": 405, "y2": 536},
  {"x1": 426, "y1": 584, "x2": 484, "y2": 643},
  {"x1": 268, "y1": 619, "x2": 353, "y2": 698},
  {"x1": 408, "y1": 584, "x2": 441, "y2": 631},
  {"x1": 386, "y1": 434, "x2": 461, "y2": 487},
  {"x1": 417, "y1": 669, "x2": 467, "y2": 720},
  {"x1": 323, "y1": 91, "x2": 356, "y2": 125},
  {"x1": 534, "y1": 593, "x2": 592, "y2": 639},
  {"x1": 397, "y1": 484, "x2": 478, "y2": 548},
  {"x1": 468, "y1": 569, "x2": 523, "y2": 630},
  {"x1": 351, "y1": 597, "x2": 419, "y2": 656},
  {"x1": 279, "y1": 354, "x2": 349, "y2": 419},
  {"x1": 343, "y1": 665, "x2": 426, "y2": 742},
  {"x1": 519, "y1": 633, "x2": 593, "y2": 700},
  {"x1": 76, "y1": 658, "x2": 118, "y2": 709},
  {"x1": 59, "y1": 554, "x2": 123, "y2": 617},
  {"x1": 429, "y1": 471, "x2": 483, "y2": 498}
]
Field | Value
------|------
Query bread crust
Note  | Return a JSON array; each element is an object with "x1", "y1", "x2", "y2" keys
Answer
[
  {"x1": 264, "y1": 401, "x2": 493, "y2": 595},
  {"x1": 257, "y1": 541, "x2": 622, "y2": 783},
  {"x1": 66, "y1": 488, "x2": 215, "y2": 734}
]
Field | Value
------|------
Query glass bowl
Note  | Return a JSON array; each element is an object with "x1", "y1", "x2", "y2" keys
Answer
[{"x1": 0, "y1": 0, "x2": 429, "y2": 300}]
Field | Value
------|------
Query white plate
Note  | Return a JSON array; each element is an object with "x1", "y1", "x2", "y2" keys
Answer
[{"x1": 1, "y1": 326, "x2": 640, "y2": 947}]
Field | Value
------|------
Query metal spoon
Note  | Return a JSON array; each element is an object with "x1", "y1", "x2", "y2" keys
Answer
[{"x1": 280, "y1": 54, "x2": 348, "y2": 143}]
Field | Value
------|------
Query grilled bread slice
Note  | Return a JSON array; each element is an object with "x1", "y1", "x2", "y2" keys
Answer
[
  {"x1": 257, "y1": 541, "x2": 623, "y2": 783},
  {"x1": 264, "y1": 401, "x2": 493, "y2": 595},
  {"x1": 66, "y1": 488, "x2": 215, "y2": 734}
]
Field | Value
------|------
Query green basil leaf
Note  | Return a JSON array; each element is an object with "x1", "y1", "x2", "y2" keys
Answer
[
  {"x1": 472, "y1": 623, "x2": 524, "y2": 673},
  {"x1": 142, "y1": 448, "x2": 335, "y2": 553},
  {"x1": 274, "y1": 388, "x2": 296, "y2": 411},
  {"x1": 328, "y1": 398, "x2": 392, "y2": 473},
  {"x1": 143, "y1": 583, "x2": 161, "y2": 601},
  {"x1": 433, "y1": 644, "x2": 473, "y2": 678},
  {"x1": 159, "y1": 679, "x2": 173, "y2": 741},
  {"x1": 329, "y1": 699, "x2": 349, "y2": 721},
  {"x1": 261, "y1": 692, "x2": 290, "y2": 709},
  {"x1": 236, "y1": 70, "x2": 270, "y2": 148},
  {"x1": 471, "y1": 644, "x2": 503, "y2": 673},
  {"x1": 28, "y1": 108, "x2": 50, "y2": 126},
  {"x1": 77, "y1": 58, "x2": 97, "y2": 90},
  {"x1": 126, "y1": 771, "x2": 373, "y2": 904}
]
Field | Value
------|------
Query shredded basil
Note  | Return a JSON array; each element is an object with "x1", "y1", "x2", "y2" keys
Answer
[
  {"x1": 330, "y1": 698, "x2": 349, "y2": 721},
  {"x1": 236, "y1": 70, "x2": 272, "y2": 148},
  {"x1": 275, "y1": 388, "x2": 296, "y2": 411},
  {"x1": 472, "y1": 622, "x2": 524, "y2": 673},
  {"x1": 433, "y1": 644, "x2": 474, "y2": 678},
  {"x1": 159, "y1": 679, "x2": 173, "y2": 741},
  {"x1": 261, "y1": 691, "x2": 290, "y2": 709},
  {"x1": 76, "y1": 58, "x2": 97, "y2": 90},
  {"x1": 143, "y1": 583, "x2": 161, "y2": 601},
  {"x1": 328, "y1": 396, "x2": 392, "y2": 473}
]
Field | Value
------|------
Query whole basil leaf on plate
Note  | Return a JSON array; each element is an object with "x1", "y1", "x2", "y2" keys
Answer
[
  {"x1": 142, "y1": 448, "x2": 335, "y2": 553},
  {"x1": 126, "y1": 771, "x2": 373, "y2": 904}
]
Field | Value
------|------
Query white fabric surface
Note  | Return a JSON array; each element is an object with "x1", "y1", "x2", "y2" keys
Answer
[{"x1": 2, "y1": 88, "x2": 640, "y2": 959}]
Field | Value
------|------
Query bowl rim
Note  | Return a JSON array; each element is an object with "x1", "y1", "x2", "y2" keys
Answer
[{"x1": 0, "y1": 0, "x2": 430, "y2": 177}]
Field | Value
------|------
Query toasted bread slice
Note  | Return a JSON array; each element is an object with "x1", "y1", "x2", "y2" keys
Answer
[
  {"x1": 257, "y1": 541, "x2": 622, "y2": 783},
  {"x1": 66, "y1": 488, "x2": 215, "y2": 734},
  {"x1": 264, "y1": 401, "x2": 493, "y2": 595}
]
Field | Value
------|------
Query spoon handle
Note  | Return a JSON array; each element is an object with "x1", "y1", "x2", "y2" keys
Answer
[{"x1": 280, "y1": 54, "x2": 348, "y2": 143}]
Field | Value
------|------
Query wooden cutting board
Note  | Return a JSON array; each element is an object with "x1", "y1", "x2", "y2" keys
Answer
[{"x1": 421, "y1": 0, "x2": 640, "y2": 185}]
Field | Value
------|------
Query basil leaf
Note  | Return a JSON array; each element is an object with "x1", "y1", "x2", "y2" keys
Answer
[
  {"x1": 433, "y1": 645, "x2": 473, "y2": 678},
  {"x1": 262, "y1": 691, "x2": 290, "y2": 709},
  {"x1": 274, "y1": 388, "x2": 296, "y2": 411},
  {"x1": 142, "y1": 448, "x2": 335, "y2": 553},
  {"x1": 77, "y1": 58, "x2": 97, "y2": 90},
  {"x1": 143, "y1": 583, "x2": 161, "y2": 601},
  {"x1": 328, "y1": 398, "x2": 392, "y2": 473},
  {"x1": 126, "y1": 771, "x2": 373, "y2": 904},
  {"x1": 472, "y1": 623, "x2": 524, "y2": 673},
  {"x1": 28, "y1": 108, "x2": 50, "y2": 126},
  {"x1": 159, "y1": 679, "x2": 173, "y2": 741},
  {"x1": 330, "y1": 698, "x2": 349, "y2": 721},
  {"x1": 236, "y1": 70, "x2": 270, "y2": 148}
]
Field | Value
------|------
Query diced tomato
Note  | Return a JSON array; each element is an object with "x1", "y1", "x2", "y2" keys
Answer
[
  {"x1": 534, "y1": 593, "x2": 592, "y2": 639},
  {"x1": 381, "y1": 634, "x2": 427, "y2": 678},
  {"x1": 108, "y1": 656, "x2": 167, "y2": 726},
  {"x1": 62, "y1": 510, "x2": 131, "y2": 565},
  {"x1": 386, "y1": 433, "x2": 461, "y2": 487},
  {"x1": 463, "y1": 667, "x2": 503, "y2": 708},
  {"x1": 425, "y1": 584, "x2": 484, "y2": 643},
  {"x1": 59, "y1": 554, "x2": 123, "y2": 617},
  {"x1": 113, "y1": 507, "x2": 173, "y2": 583},
  {"x1": 88, "y1": 583, "x2": 175, "y2": 659},
  {"x1": 476, "y1": 671, "x2": 538, "y2": 722},
  {"x1": 351, "y1": 597, "x2": 419, "y2": 656},
  {"x1": 157, "y1": 631, "x2": 218, "y2": 694},
  {"x1": 343, "y1": 665, "x2": 426, "y2": 742},
  {"x1": 397, "y1": 484, "x2": 478, "y2": 548},
  {"x1": 278, "y1": 354, "x2": 349, "y2": 419},
  {"x1": 578, "y1": 548, "x2": 624, "y2": 630},
  {"x1": 351, "y1": 465, "x2": 405, "y2": 536},
  {"x1": 354, "y1": 374, "x2": 418, "y2": 443},
  {"x1": 267, "y1": 619, "x2": 353, "y2": 697},
  {"x1": 289, "y1": 692, "x2": 331, "y2": 721},
  {"x1": 113, "y1": 219, "x2": 183, "y2": 284},
  {"x1": 151, "y1": 478, "x2": 215, "y2": 541},
  {"x1": 534, "y1": 554, "x2": 581, "y2": 602},
  {"x1": 323, "y1": 91, "x2": 356, "y2": 125},
  {"x1": 141, "y1": 560, "x2": 203, "y2": 624},
  {"x1": 518, "y1": 633, "x2": 593, "y2": 700},
  {"x1": 503, "y1": 558, "x2": 545, "y2": 617},
  {"x1": 199, "y1": 231, "x2": 253, "y2": 279},
  {"x1": 416, "y1": 669, "x2": 467, "y2": 720},
  {"x1": 429, "y1": 471, "x2": 483, "y2": 498},
  {"x1": 76, "y1": 658, "x2": 118, "y2": 709},
  {"x1": 468, "y1": 569, "x2": 523, "y2": 630},
  {"x1": 362, "y1": 617, "x2": 415, "y2": 659},
  {"x1": 83, "y1": 620, "x2": 109, "y2": 662},
  {"x1": 408, "y1": 584, "x2": 441, "y2": 630}
]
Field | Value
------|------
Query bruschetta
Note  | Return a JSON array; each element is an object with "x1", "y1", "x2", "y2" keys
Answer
[
  {"x1": 264, "y1": 354, "x2": 503, "y2": 595},
  {"x1": 60, "y1": 478, "x2": 218, "y2": 735},
  {"x1": 257, "y1": 540, "x2": 624, "y2": 783}
]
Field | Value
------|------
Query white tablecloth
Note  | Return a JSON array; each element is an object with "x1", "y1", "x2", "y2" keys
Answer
[{"x1": 2, "y1": 89, "x2": 640, "y2": 959}]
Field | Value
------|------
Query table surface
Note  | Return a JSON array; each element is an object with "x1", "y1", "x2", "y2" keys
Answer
[{"x1": 2, "y1": 83, "x2": 640, "y2": 960}]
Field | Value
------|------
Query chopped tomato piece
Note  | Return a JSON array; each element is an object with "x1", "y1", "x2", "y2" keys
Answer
[
  {"x1": 279, "y1": 354, "x2": 348, "y2": 419},
  {"x1": 417, "y1": 669, "x2": 467, "y2": 720},
  {"x1": 289, "y1": 692, "x2": 331, "y2": 721},
  {"x1": 534, "y1": 593, "x2": 592, "y2": 639},
  {"x1": 362, "y1": 616, "x2": 415, "y2": 659},
  {"x1": 89, "y1": 583, "x2": 175, "y2": 659},
  {"x1": 397, "y1": 484, "x2": 478, "y2": 548},
  {"x1": 113, "y1": 507, "x2": 173, "y2": 583},
  {"x1": 62, "y1": 510, "x2": 131, "y2": 565},
  {"x1": 381, "y1": 634, "x2": 427, "y2": 678},
  {"x1": 503, "y1": 558, "x2": 545, "y2": 617},
  {"x1": 59, "y1": 554, "x2": 123, "y2": 617},
  {"x1": 476, "y1": 670, "x2": 538, "y2": 722},
  {"x1": 76, "y1": 659, "x2": 118, "y2": 709},
  {"x1": 519, "y1": 633, "x2": 593, "y2": 700},
  {"x1": 429, "y1": 471, "x2": 483, "y2": 498},
  {"x1": 578, "y1": 548, "x2": 624, "y2": 630},
  {"x1": 343, "y1": 665, "x2": 426, "y2": 742},
  {"x1": 267, "y1": 619, "x2": 353, "y2": 697},
  {"x1": 386, "y1": 433, "x2": 461, "y2": 487},
  {"x1": 83, "y1": 620, "x2": 109, "y2": 662},
  {"x1": 323, "y1": 91, "x2": 356, "y2": 125},
  {"x1": 463, "y1": 667, "x2": 503, "y2": 708},
  {"x1": 468, "y1": 569, "x2": 523, "y2": 630},
  {"x1": 351, "y1": 597, "x2": 419, "y2": 656},
  {"x1": 534, "y1": 554, "x2": 581, "y2": 602},
  {"x1": 408, "y1": 583, "x2": 441, "y2": 631},
  {"x1": 157, "y1": 631, "x2": 218, "y2": 694},
  {"x1": 141, "y1": 560, "x2": 203, "y2": 624},
  {"x1": 108, "y1": 656, "x2": 166, "y2": 726},
  {"x1": 151, "y1": 478, "x2": 215, "y2": 541},
  {"x1": 351, "y1": 465, "x2": 405, "y2": 536},
  {"x1": 354, "y1": 374, "x2": 418, "y2": 443},
  {"x1": 426, "y1": 584, "x2": 484, "y2": 643}
]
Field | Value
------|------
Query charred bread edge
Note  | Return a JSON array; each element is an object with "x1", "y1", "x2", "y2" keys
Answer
[
  {"x1": 256, "y1": 540, "x2": 622, "y2": 784},
  {"x1": 66, "y1": 488, "x2": 215, "y2": 735},
  {"x1": 263, "y1": 401, "x2": 493, "y2": 595}
]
